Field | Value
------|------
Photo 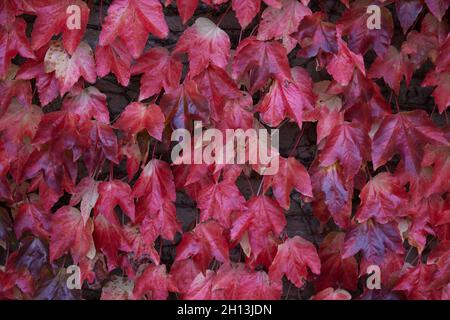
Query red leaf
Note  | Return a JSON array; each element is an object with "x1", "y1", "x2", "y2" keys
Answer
[
  {"x1": 95, "y1": 39, "x2": 132, "y2": 87},
  {"x1": 114, "y1": 102, "x2": 165, "y2": 141},
  {"x1": 316, "y1": 232, "x2": 358, "y2": 291},
  {"x1": 232, "y1": 37, "x2": 291, "y2": 94},
  {"x1": 95, "y1": 180, "x2": 135, "y2": 222},
  {"x1": 372, "y1": 111, "x2": 449, "y2": 177},
  {"x1": 62, "y1": 84, "x2": 110, "y2": 124},
  {"x1": 263, "y1": 156, "x2": 312, "y2": 209},
  {"x1": 343, "y1": 220, "x2": 404, "y2": 266},
  {"x1": 30, "y1": 0, "x2": 89, "y2": 54},
  {"x1": 79, "y1": 120, "x2": 119, "y2": 174},
  {"x1": 133, "y1": 264, "x2": 178, "y2": 300},
  {"x1": 422, "y1": 70, "x2": 450, "y2": 114},
  {"x1": 16, "y1": 46, "x2": 59, "y2": 106},
  {"x1": 421, "y1": 145, "x2": 450, "y2": 197},
  {"x1": 424, "y1": 0, "x2": 450, "y2": 21},
  {"x1": 44, "y1": 41, "x2": 96, "y2": 95},
  {"x1": 259, "y1": 67, "x2": 316, "y2": 127},
  {"x1": 231, "y1": 0, "x2": 281, "y2": 29},
  {"x1": 174, "y1": 17, "x2": 230, "y2": 77},
  {"x1": 193, "y1": 64, "x2": 242, "y2": 121},
  {"x1": 133, "y1": 159, "x2": 176, "y2": 215},
  {"x1": 69, "y1": 177, "x2": 100, "y2": 224},
  {"x1": 176, "y1": 220, "x2": 230, "y2": 270},
  {"x1": 231, "y1": 195, "x2": 286, "y2": 257},
  {"x1": 326, "y1": 37, "x2": 365, "y2": 86},
  {"x1": 123, "y1": 223, "x2": 160, "y2": 263},
  {"x1": 257, "y1": 0, "x2": 311, "y2": 52},
  {"x1": 0, "y1": 18, "x2": 35, "y2": 79},
  {"x1": 269, "y1": 236, "x2": 320, "y2": 288},
  {"x1": 175, "y1": 0, "x2": 199, "y2": 24},
  {"x1": 338, "y1": 2, "x2": 394, "y2": 56},
  {"x1": 99, "y1": 0, "x2": 168, "y2": 59},
  {"x1": 395, "y1": 0, "x2": 423, "y2": 34},
  {"x1": 49, "y1": 206, "x2": 94, "y2": 263},
  {"x1": 196, "y1": 179, "x2": 247, "y2": 228},
  {"x1": 170, "y1": 258, "x2": 202, "y2": 293},
  {"x1": 356, "y1": 173, "x2": 409, "y2": 224},
  {"x1": 131, "y1": 47, "x2": 182, "y2": 101},
  {"x1": 311, "y1": 163, "x2": 353, "y2": 229},
  {"x1": 138, "y1": 200, "x2": 181, "y2": 242},
  {"x1": 318, "y1": 121, "x2": 371, "y2": 179},
  {"x1": 368, "y1": 46, "x2": 414, "y2": 94},
  {"x1": 292, "y1": 12, "x2": 338, "y2": 58},
  {"x1": 14, "y1": 201, "x2": 50, "y2": 240},
  {"x1": 93, "y1": 213, "x2": 129, "y2": 271},
  {"x1": 159, "y1": 80, "x2": 210, "y2": 130}
]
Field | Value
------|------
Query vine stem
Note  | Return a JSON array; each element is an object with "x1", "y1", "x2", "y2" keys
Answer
[
  {"x1": 216, "y1": 4, "x2": 231, "y2": 27},
  {"x1": 256, "y1": 175, "x2": 265, "y2": 196},
  {"x1": 288, "y1": 127, "x2": 304, "y2": 157},
  {"x1": 141, "y1": 139, "x2": 151, "y2": 169}
]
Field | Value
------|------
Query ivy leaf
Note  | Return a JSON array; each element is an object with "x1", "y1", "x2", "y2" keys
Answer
[
  {"x1": 343, "y1": 220, "x2": 404, "y2": 266},
  {"x1": 316, "y1": 232, "x2": 358, "y2": 292},
  {"x1": 197, "y1": 179, "x2": 247, "y2": 228},
  {"x1": 292, "y1": 12, "x2": 338, "y2": 58},
  {"x1": 0, "y1": 18, "x2": 35, "y2": 79},
  {"x1": 231, "y1": 0, "x2": 281, "y2": 29},
  {"x1": 133, "y1": 264, "x2": 179, "y2": 300},
  {"x1": 259, "y1": 67, "x2": 316, "y2": 127},
  {"x1": 231, "y1": 196, "x2": 286, "y2": 257},
  {"x1": 95, "y1": 39, "x2": 132, "y2": 87},
  {"x1": 95, "y1": 180, "x2": 135, "y2": 223},
  {"x1": 62, "y1": 84, "x2": 110, "y2": 124},
  {"x1": 232, "y1": 37, "x2": 291, "y2": 94},
  {"x1": 49, "y1": 206, "x2": 95, "y2": 264},
  {"x1": 174, "y1": 17, "x2": 230, "y2": 77},
  {"x1": 160, "y1": 80, "x2": 210, "y2": 130},
  {"x1": 133, "y1": 159, "x2": 176, "y2": 215},
  {"x1": 44, "y1": 41, "x2": 96, "y2": 95},
  {"x1": 338, "y1": 1, "x2": 393, "y2": 56},
  {"x1": 269, "y1": 236, "x2": 321, "y2": 288},
  {"x1": 69, "y1": 177, "x2": 100, "y2": 225},
  {"x1": 99, "y1": 0, "x2": 169, "y2": 59},
  {"x1": 115, "y1": 102, "x2": 165, "y2": 141},
  {"x1": 424, "y1": 0, "x2": 450, "y2": 21},
  {"x1": 257, "y1": 0, "x2": 312, "y2": 52},
  {"x1": 395, "y1": 0, "x2": 423, "y2": 34},
  {"x1": 369, "y1": 46, "x2": 414, "y2": 94},
  {"x1": 263, "y1": 156, "x2": 312, "y2": 210},
  {"x1": 356, "y1": 173, "x2": 409, "y2": 224},
  {"x1": 131, "y1": 47, "x2": 182, "y2": 101},
  {"x1": 176, "y1": 220, "x2": 230, "y2": 270},
  {"x1": 30, "y1": 0, "x2": 89, "y2": 54},
  {"x1": 372, "y1": 111, "x2": 449, "y2": 177},
  {"x1": 14, "y1": 201, "x2": 50, "y2": 240},
  {"x1": 318, "y1": 121, "x2": 371, "y2": 180}
]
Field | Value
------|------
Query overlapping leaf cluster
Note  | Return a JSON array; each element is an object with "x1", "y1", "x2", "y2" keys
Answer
[{"x1": 0, "y1": 0, "x2": 449, "y2": 300}]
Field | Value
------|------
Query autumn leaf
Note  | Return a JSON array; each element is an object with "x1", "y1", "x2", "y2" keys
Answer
[
  {"x1": 44, "y1": 41, "x2": 96, "y2": 95},
  {"x1": 99, "y1": 0, "x2": 168, "y2": 59},
  {"x1": 372, "y1": 111, "x2": 449, "y2": 177},
  {"x1": 49, "y1": 206, "x2": 95, "y2": 264},
  {"x1": 131, "y1": 47, "x2": 182, "y2": 101},
  {"x1": 343, "y1": 220, "x2": 404, "y2": 266},
  {"x1": 263, "y1": 156, "x2": 312, "y2": 209},
  {"x1": 114, "y1": 102, "x2": 165, "y2": 141},
  {"x1": 174, "y1": 17, "x2": 230, "y2": 77},
  {"x1": 232, "y1": 37, "x2": 291, "y2": 94},
  {"x1": 269, "y1": 236, "x2": 321, "y2": 288}
]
